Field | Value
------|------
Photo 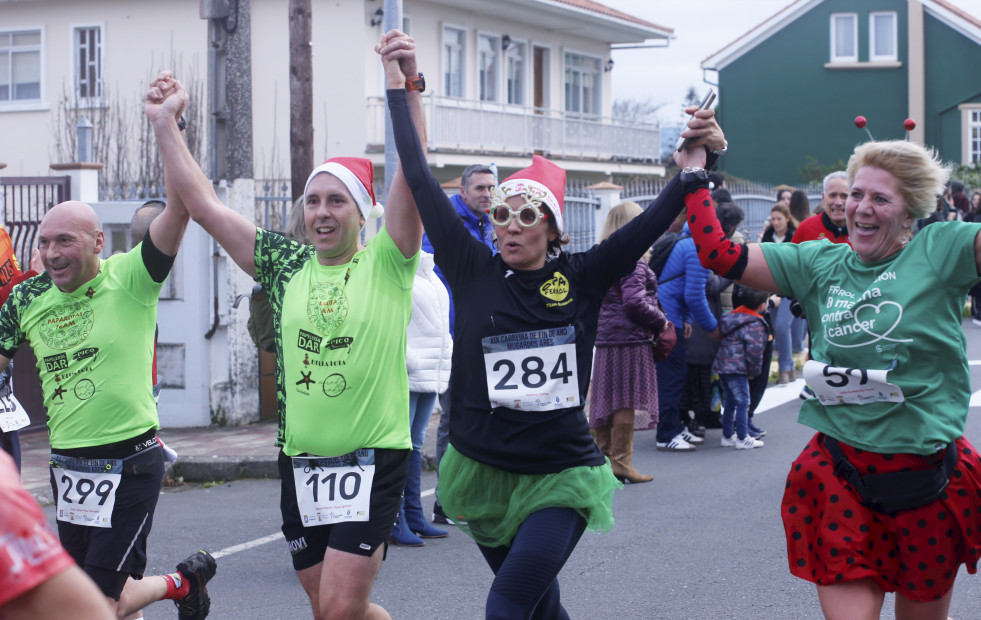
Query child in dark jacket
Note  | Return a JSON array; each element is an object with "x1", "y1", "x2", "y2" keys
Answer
[{"x1": 712, "y1": 287, "x2": 771, "y2": 450}]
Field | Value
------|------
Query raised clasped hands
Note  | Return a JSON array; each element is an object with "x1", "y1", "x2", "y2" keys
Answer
[
  {"x1": 375, "y1": 29, "x2": 418, "y2": 90},
  {"x1": 673, "y1": 105, "x2": 725, "y2": 170},
  {"x1": 144, "y1": 70, "x2": 187, "y2": 128}
]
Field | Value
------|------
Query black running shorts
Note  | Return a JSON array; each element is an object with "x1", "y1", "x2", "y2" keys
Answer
[
  {"x1": 51, "y1": 443, "x2": 163, "y2": 599},
  {"x1": 279, "y1": 448, "x2": 409, "y2": 570}
]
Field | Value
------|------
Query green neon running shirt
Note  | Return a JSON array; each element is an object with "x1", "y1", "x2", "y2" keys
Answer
[
  {"x1": 0, "y1": 247, "x2": 161, "y2": 449},
  {"x1": 254, "y1": 227, "x2": 417, "y2": 457}
]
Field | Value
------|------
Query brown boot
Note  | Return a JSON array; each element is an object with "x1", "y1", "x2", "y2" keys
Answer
[
  {"x1": 778, "y1": 370, "x2": 795, "y2": 384},
  {"x1": 592, "y1": 425, "x2": 612, "y2": 457},
  {"x1": 610, "y1": 423, "x2": 652, "y2": 483}
]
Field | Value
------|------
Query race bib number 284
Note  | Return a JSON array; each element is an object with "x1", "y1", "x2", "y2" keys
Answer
[{"x1": 482, "y1": 326, "x2": 579, "y2": 411}]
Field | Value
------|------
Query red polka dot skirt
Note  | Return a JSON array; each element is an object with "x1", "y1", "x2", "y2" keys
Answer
[{"x1": 781, "y1": 433, "x2": 981, "y2": 602}]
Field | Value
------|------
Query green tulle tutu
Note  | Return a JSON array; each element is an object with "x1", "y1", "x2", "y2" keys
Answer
[{"x1": 437, "y1": 445, "x2": 622, "y2": 548}]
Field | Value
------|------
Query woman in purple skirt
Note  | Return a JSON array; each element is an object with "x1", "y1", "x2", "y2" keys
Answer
[{"x1": 589, "y1": 201, "x2": 668, "y2": 483}]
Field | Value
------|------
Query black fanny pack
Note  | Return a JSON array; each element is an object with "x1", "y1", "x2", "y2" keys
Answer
[{"x1": 824, "y1": 435, "x2": 958, "y2": 515}]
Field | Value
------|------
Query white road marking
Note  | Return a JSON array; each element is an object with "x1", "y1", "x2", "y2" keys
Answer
[
  {"x1": 211, "y1": 532, "x2": 283, "y2": 559},
  {"x1": 754, "y1": 379, "x2": 806, "y2": 414}
]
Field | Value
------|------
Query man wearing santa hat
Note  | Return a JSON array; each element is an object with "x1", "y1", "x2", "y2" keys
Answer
[{"x1": 147, "y1": 29, "x2": 427, "y2": 620}]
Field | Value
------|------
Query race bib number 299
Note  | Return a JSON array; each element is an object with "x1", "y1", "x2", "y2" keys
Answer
[
  {"x1": 50, "y1": 455, "x2": 122, "y2": 529},
  {"x1": 482, "y1": 326, "x2": 579, "y2": 411}
]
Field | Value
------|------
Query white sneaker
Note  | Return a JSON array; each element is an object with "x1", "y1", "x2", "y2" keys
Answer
[
  {"x1": 734, "y1": 436, "x2": 765, "y2": 450},
  {"x1": 720, "y1": 434, "x2": 738, "y2": 448},
  {"x1": 679, "y1": 428, "x2": 705, "y2": 445},
  {"x1": 656, "y1": 433, "x2": 696, "y2": 452}
]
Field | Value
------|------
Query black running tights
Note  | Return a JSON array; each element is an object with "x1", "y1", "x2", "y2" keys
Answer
[{"x1": 477, "y1": 506, "x2": 587, "y2": 620}]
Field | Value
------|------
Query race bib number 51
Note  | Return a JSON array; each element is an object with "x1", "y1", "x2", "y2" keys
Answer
[
  {"x1": 50, "y1": 455, "x2": 122, "y2": 528},
  {"x1": 802, "y1": 360, "x2": 904, "y2": 406},
  {"x1": 292, "y1": 451, "x2": 375, "y2": 527},
  {"x1": 482, "y1": 326, "x2": 579, "y2": 411}
]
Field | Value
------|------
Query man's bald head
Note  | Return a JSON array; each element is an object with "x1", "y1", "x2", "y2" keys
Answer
[{"x1": 38, "y1": 201, "x2": 105, "y2": 293}]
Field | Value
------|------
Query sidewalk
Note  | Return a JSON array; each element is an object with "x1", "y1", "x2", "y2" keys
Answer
[{"x1": 19, "y1": 412, "x2": 441, "y2": 505}]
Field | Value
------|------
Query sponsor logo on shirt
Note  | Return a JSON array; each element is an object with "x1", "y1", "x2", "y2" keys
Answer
[
  {"x1": 539, "y1": 271, "x2": 572, "y2": 308},
  {"x1": 307, "y1": 281, "x2": 348, "y2": 336},
  {"x1": 322, "y1": 373, "x2": 347, "y2": 397},
  {"x1": 72, "y1": 347, "x2": 98, "y2": 361},
  {"x1": 43, "y1": 353, "x2": 69, "y2": 373},
  {"x1": 39, "y1": 299, "x2": 94, "y2": 350},
  {"x1": 298, "y1": 329, "x2": 322, "y2": 354}
]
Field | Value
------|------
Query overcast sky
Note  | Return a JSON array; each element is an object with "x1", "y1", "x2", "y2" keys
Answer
[{"x1": 604, "y1": 0, "x2": 981, "y2": 124}]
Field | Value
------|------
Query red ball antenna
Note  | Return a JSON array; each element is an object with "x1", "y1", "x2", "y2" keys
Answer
[
  {"x1": 854, "y1": 116, "x2": 874, "y2": 141},
  {"x1": 904, "y1": 118, "x2": 916, "y2": 141}
]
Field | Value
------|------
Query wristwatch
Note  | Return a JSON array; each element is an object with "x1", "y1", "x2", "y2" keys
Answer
[
  {"x1": 680, "y1": 167, "x2": 710, "y2": 188},
  {"x1": 405, "y1": 73, "x2": 425, "y2": 93}
]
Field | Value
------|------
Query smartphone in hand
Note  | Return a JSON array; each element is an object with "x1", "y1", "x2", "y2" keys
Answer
[{"x1": 675, "y1": 89, "x2": 717, "y2": 151}]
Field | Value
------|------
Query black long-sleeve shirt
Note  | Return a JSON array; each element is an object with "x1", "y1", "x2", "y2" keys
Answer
[{"x1": 388, "y1": 89, "x2": 708, "y2": 473}]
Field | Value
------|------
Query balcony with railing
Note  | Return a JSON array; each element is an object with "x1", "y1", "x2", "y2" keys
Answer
[{"x1": 366, "y1": 96, "x2": 660, "y2": 164}]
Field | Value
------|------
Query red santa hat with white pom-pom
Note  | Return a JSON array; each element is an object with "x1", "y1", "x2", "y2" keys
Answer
[{"x1": 303, "y1": 157, "x2": 385, "y2": 223}]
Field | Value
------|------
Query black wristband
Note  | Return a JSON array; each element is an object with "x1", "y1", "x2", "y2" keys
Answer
[{"x1": 177, "y1": 116, "x2": 186, "y2": 132}]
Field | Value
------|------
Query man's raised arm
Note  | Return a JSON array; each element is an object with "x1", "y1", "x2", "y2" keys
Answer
[{"x1": 145, "y1": 71, "x2": 258, "y2": 278}]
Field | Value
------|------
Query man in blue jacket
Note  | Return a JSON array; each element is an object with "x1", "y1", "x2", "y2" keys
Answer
[{"x1": 423, "y1": 164, "x2": 497, "y2": 524}]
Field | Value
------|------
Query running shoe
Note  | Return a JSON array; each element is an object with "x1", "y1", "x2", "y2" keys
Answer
[
  {"x1": 799, "y1": 385, "x2": 816, "y2": 400},
  {"x1": 432, "y1": 501, "x2": 455, "y2": 526},
  {"x1": 656, "y1": 433, "x2": 696, "y2": 452},
  {"x1": 734, "y1": 436, "x2": 765, "y2": 450},
  {"x1": 720, "y1": 434, "x2": 738, "y2": 448},
  {"x1": 174, "y1": 550, "x2": 217, "y2": 620},
  {"x1": 748, "y1": 422, "x2": 767, "y2": 438},
  {"x1": 679, "y1": 429, "x2": 705, "y2": 445}
]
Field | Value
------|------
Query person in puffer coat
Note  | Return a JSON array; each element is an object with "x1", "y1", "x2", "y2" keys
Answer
[
  {"x1": 589, "y1": 202, "x2": 668, "y2": 483},
  {"x1": 390, "y1": 251, "x2": 454, "y2": 545},
  {"x1": 653, "y1": 221, "x2": 718, "y2": 452},
  {"x1": 712, "y1": 287, "x2": 770, "y2": 450}
]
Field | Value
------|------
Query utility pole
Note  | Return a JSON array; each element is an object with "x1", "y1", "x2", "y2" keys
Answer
[
  {"x1": 383, "y1": 0, "x2": 403, "y2": 201},
  {"x1": 289, "y1": 0, "x2": 313, "y2": 201}
]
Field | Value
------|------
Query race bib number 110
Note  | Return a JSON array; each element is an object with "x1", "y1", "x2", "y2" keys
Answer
[
  {"x1": 292, "y1": 452, "x2": 375, "y2": 527},
  {"x1": 482, "y1": 326, "x2": 579, "y2": 412}
]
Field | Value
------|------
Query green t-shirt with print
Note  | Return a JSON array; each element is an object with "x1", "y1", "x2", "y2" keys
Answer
[
  {"x1": 761, "y1": 221, "x2": 981, "y2": 455},
  {"x1": 760, "y1": 222, "x2": 981, "y2": 454},
  {"x1": 0, "y1": 247, "x2": 161, "y2": 449},
  {"x1": 254, "y1": 227, "x2": 417, "y2": 457}
]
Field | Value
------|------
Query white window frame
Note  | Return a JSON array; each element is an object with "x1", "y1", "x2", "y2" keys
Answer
[
  {"x1": 442, "y1": 24, "x2": 466, "y2": 99},
  {"x1": 830, "y1": 13, "x2": 858, "y2": 63},
  {"x1": 961, "y1": 104, "x2": 981, "y2": 165},
  {"x1": 0, "y1": 27, "x2": 44, "y2": 109},
  {"x1": 563, "y1": 50, "x2": 602, "y2": 117},
  {"x1": 869, "y1": 12, "x2": 898, "y2": 62},
  {"x1": 71, "y1": 23, "x2": 105, "y2": 108},
  {"x1": 505, "y1": 39, "x2": 528, "y2": 106},
  {"x1": 477, "y1": 31, "x2": 502, "y2": 103}
]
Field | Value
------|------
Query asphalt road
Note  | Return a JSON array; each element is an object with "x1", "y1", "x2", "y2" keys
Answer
[{"x1": 42, "y1": 320, "x2": 981, "y2": 619}]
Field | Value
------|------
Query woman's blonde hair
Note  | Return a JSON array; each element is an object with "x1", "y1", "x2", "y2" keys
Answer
[
  {"x1": 846, "y1": 140, "x2": 950, "y2": 219},
  {"x1": 600, "y1": 201, "x2": 644, "y2": 242}
]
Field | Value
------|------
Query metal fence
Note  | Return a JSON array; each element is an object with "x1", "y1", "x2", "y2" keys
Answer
[{"x1": 1, "y1": 175, "x2": 71, "y2": 268}]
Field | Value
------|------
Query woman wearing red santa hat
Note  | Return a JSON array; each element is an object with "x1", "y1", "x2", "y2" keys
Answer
[{"x1": 379, "y1": 32, "x2": 727, "y2": 619}]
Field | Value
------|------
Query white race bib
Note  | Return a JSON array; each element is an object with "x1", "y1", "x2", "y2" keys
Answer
[
  {"x1": 0, "y1": 393, "x2": 29, "y2": 432},
  {"x1": 292, "y1": 451, "x2": 375, "y2": 527},
  {"x1": 482, "y1": 326, "x2": 580, "y2": 412},
  {"x1": 50, "y1": 455, "x2": 122, "y2": 528},
  {"x1": 802, "y1": 359, "x2": 905, "y2": 406}
]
